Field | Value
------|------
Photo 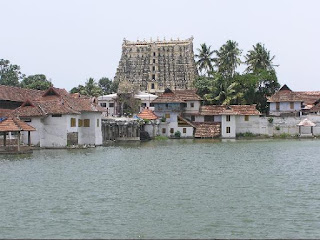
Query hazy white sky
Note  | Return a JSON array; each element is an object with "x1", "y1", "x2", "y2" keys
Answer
[{"x1": 1, "y1": 0, "x2": 319, "y2": 91}]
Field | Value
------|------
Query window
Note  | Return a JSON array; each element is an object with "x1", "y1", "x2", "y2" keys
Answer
[
  {"x1": 78, "y1": 119, "x2": 83, "y2": 127},
  {"x1": 170, "y1": 128, "x2": 174, "y2": 134},
  {"x1": 151, "y1": 83, "x2": 155, "y2": 89},
  {"x1": 191, "y1": 115, "x2": 195, "y2": 121},
  {"x1": 141, "y1": 103, "x2": 147, "y2": 108},
  {"x1": 23, "y1": 118, "x2": 32, "y2": 122},
  {"x1": 165, "y1": 103, "x2": 169, "y2": 108},
  {"x1": 226, "y1": 115, "x2": 231, "y2": 122},
  {"x1": 190, "y1": 102, "x2": 194, "y2": 108},
  {"x1": 183, "y1": 128, "x2": 186, "y2": 133},
  {"x1": 204, "y1": 115, "x2": 214, "y2": 122},
  {"x1": 153, "y1": 52, "x2": 156, "y2": 56},
  {"x1": 226, "y1": 127, "x2": 231, "y2": 133},
  {"x1": 97, "y1": 119, "x2": 100, "y2": 127},
  {"x1": 150, "y1": 103, "x2": 154, "y2": 107},
  {"x1": 276, "y1": 102, "x2": 280, "y2": 111},
  {"x1": 152, "y1": 74, "x2": 155, "y2": 80},
  {"x1": 244, "y1": 115, "x2": 249, "y2": 121},
  {"x1": 52, "y1": 114, "x2": 62, "y2": 117},
  {"x1": 153, "y1": 59, "x2": 156, "y2": 63},
  {"x1": 84, "y1": 119, "x2": 90, "y2": 127},
  {"x1": 70, "y1": 118, "x2": 76, "y2": 127},
  {"x1": 109, "y1": 103, "x2": 114, "y2": 108},
  {"x1": 100, "y1": 103, "x2": 106, "y2": 107},
  {"x1": 165, "y1": 113, "x2": 170, "y2": 119},
  {"x1": 290, "y1": 102, "x2": 294, "y2": 109},
  {"x1": 162, "y1": 128, "x2": 166, "y2": 134},
  {"x1": 152, "y1": 66, "x2": 155, "y2": 71}
]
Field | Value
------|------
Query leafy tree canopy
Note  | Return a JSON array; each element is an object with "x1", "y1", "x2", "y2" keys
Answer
[
  {"x1": 20, "y1": 74, "x2": 52, "y2": 90},
  {"x1": 0, "y1": 59, "x2": 24, "y2": 86}
]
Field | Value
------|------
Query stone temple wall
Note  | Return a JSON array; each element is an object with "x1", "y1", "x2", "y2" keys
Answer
[{"x1": 114, "y1": 37, "x2": 198, "y2": 94}]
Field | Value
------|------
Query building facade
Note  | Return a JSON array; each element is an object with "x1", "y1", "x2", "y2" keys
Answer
[{"x1": 114, "y1": 37, "x2": 198, "y2": 94}]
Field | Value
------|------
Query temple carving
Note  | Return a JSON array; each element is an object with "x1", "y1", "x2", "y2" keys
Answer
[{"x1": 114, "y1": 37, "x2": 198, "y2": 94}]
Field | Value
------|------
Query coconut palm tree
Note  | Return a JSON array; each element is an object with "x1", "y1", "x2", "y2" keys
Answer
[
  {"x1": 195, "y1": 43, "x2": 215, "y2": 76},
  {"x1": 214, "y1": 40, "x2": 242, "y2": 79},
  {"x1": 245, "y1": 43, "x2": 278, "y2": 73}
]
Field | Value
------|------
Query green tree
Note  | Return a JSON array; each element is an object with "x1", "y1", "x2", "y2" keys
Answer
[
  {"x1": 193, "y1": 76, "x2": 214, "y2": 98},
  {"x1": 204, "y1": 73, "x2": 243, "y2": 105},
  {"x1": 70, "y1": 78, "x2": 102, "y2": 97},
  {"x1": 98, "y1": 77, "x2": 113, "y2": 95},
  {"x1": 245, "y1": 43, "x2": 278, "y2": 73},
  {"x1": 195, "y1": 43, "x2": 215, "y2": 76},
  {"x1": 70, "y1": 85, "x2": 86, "y2": 95},
  {"x1": 0, "y1": 59, "x2": 24, "y2": 86},
  {"x1": 20, "y1": 74, "x2": 52, "y2": 90},
  {"x1": 214, "y1": 40, "x2": 242, "y2": 79},
  {"x1": 83, "y1": 78, "x2": 102, "y2": 97}
]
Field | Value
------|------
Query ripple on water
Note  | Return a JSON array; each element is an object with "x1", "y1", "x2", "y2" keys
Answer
[{"x1": 0, "y1": 139, "x2": 320, "y2": 238}]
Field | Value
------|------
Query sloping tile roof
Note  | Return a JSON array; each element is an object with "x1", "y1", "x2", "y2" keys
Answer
[
  {"x1": 0, "y1": 109, "x2": 13, "y2": 118},
  {"x1": 0, "y1": 85, "x2": 44, "y2": 102},
  {"x1": 193, "y1": 122, "x2": 221, "y2": 138},
  {"x1": 0, "y1": 117, "x2": 36, "y2": 132},
  {"x1": 173, "y1": 90, "x2": 202, "y2": 101},
  {"x1": 137, "y1": 109, "x2": 158, "y2": 120},
  {"x1": 200, "y1": 105, "x2": 260, "y2": 116},
  {"x1": 152, "y1": 89, "x2": 202, "y2": 104},
  {"x1": 297, "y1": 118, "x2": 316, "y2": 127},
  {"x1": 9, "y1": 87, "x2": 103, "y2": 117},
  {"x1": 309, "y1": 102, "x2": 320, "y2": 112},
  {"x1": 267, "y1": 85, "x2": 320, "y2": 104},
  {"x1": 296, "y1": 92, "x2": 320, "y2": 105},
  {"x1": 152, "y1": 92, "x2": 184, "y2": 103}
]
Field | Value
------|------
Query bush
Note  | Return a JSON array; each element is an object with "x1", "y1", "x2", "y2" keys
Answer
[
  {"x1": 275, "y1": 126, "x2": 280, "y2": 131},
  {"x1": 155, "y1": 135, "x2": 168, "y2": 140},
  {"x1": 236, "y1": 132, "x2": 256, "y2": 138},
  {"x1": 268, "y1": 117, "x2": 274, "y2": 124},
  {"x1": 161, "y1": 117, "x2": 166, "y2": 122},
  {"x1": 174, "y1": 131, "x2": 181, "y2": 138}
]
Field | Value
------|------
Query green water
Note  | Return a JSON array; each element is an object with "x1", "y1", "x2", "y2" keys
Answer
[{"x1": 0, "y1": 139, "x2": 319, "y2": 238}]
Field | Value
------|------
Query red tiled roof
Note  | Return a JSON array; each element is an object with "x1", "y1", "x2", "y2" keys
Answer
[
  {"x1": 138, "y1": 109, "x2": 158, "y2": 120},
  {"x1": 193, "y1": 122, "x2": 221, "y2": 138},
  {"x1": 0, "y1": 117, "x2": 36, "y2": 132},
  {"x1": 173, "y1": 90, "x2": 202, "y2": 101},
  {"x1": 9, "y1": 87, "x2": 103, "y2": 117},
  {"x1": 267, "y1": 85, "x2": 320, "y2": 105},
  {"x1": 200, "y1": 105, "x2": 260, "y2": 116},
  {"x1": 0, "y1": 85, "x2": 44, "y2": 102},
  {"x1": 0, "y1": 109, "x2": 13, "y2": 118},
  {"x1": 152, "y1": 89, "x2": 202, "y2": 104}
]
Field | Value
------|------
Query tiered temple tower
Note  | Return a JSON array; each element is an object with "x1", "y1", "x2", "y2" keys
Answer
[{"x1": 114, "y1": 37, "x2": 198, "y2": 94}]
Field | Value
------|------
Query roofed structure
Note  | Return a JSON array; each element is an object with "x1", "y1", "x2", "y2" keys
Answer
[
  {"x1": 152, "y1": 88, "x2": 202, "y2": 104},
  {"x1": 199, "y1": 105, "x2": 260, "y2": 116},
  {"x1": 12, "y1": 87, "x2": 103, "y2": 118},
  {"x1": 137, "y1": 109, "x2": 158, "y2": 120}
]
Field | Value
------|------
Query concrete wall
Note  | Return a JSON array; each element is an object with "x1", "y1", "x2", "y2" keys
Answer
[
  {"x1": 184, "y1": 100, "x2": 201, "y2": 114},
  {"x1": 21, "y1": 117, "x2": 42, "y2": 146},
  {"x1": 235, "y1": 115, "x2": 261, "y2": 135},
  {"x1": 221, "y1": 115, "x2": 236, "y2": 138},
  {"x1": 270, "y1": 101, "x2": 301, "y2": 115},
  {"x1": 78, "y1": 112, "x2": 102, "y2": 145}
]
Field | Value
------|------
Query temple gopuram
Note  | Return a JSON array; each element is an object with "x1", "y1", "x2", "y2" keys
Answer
[{"x1": 114, "y1": 37, "x2": 198, "y2": 94}]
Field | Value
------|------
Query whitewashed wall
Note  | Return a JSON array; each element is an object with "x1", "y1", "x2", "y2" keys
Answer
[
  {"x1": 221, "y1": 115, "x2": 236, "y2": 138},
  {"x1": 78, "y1": 112, "x2": 102, "y2": 145},
  {"x1": 184, "y1": 100, "x2": 201, "y2": 114},
  {"x1": 235, "y1": 115, "x2": 261, "y2": 135},
  {"x1": 21, "y1": 117, "x2": 42, "y2": 146}
]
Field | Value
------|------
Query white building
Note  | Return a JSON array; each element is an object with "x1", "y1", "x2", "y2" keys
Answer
[
  {"x1": 98, "y1": 92, "x2": 158, "y2": 118},
  {"x1": 268, "y1": 84, "x2": 320, "y2": 116},
  {"x1": 11, "y1": 87, "x2": 103, "y2": 148}
]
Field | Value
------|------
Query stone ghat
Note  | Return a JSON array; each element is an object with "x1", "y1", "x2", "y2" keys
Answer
[{"x1": 102, "y1": 118, "x2": 141, "y2": 141}]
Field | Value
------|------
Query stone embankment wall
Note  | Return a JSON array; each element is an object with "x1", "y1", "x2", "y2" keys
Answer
[{"x1": 257, "y1": 115, "x2": 320, "y2": 136}]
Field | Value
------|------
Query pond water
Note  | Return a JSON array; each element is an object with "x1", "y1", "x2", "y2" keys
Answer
[{"x1": 0, "y1": 139, "x2": 320, "y2": 238}]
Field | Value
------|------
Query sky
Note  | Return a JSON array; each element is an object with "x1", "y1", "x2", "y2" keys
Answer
[{"x1": 1, "y1": 0, "x2": 320, "y2": 91}]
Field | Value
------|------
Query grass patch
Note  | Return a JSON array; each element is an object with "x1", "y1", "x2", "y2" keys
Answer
[{"x1": 154, "y1": 135, "x2": 169, "y2": 141}]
